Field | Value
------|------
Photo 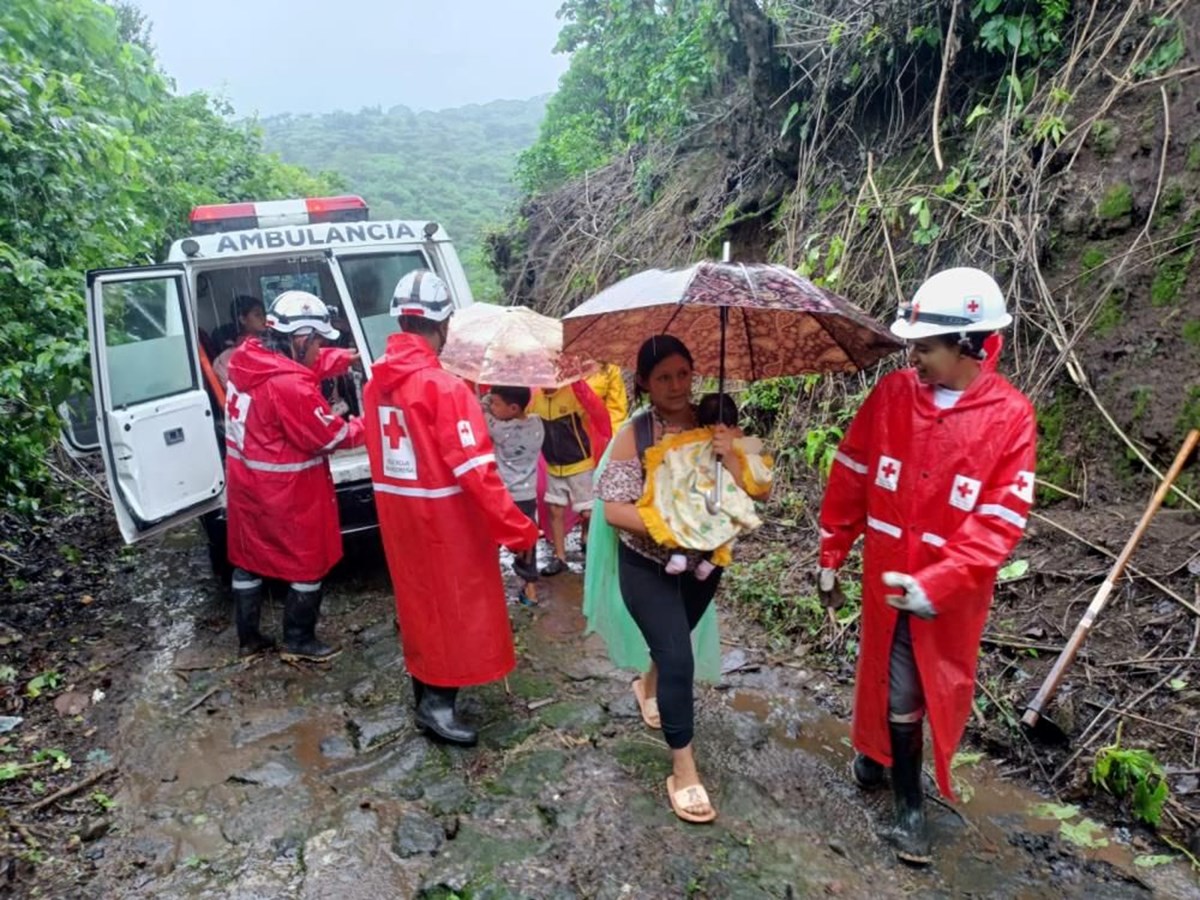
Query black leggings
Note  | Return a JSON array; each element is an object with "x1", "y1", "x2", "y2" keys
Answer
[{"x1": 618, "y1": 543, "x2": 722, "y2": 749}]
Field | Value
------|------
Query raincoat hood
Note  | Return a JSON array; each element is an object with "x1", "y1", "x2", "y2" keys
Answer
[
  {"x1": 227, "y1": 337, "x2": 313, "y2": 390},
  {"x1": 373, "y1": 332, "x2": 441, "y2": 392}
]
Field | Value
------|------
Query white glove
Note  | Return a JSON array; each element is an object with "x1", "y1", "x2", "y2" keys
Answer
[
  {"x1": 882, "y1": 572, "x2": 937, "y2": 619},
  {"x1": 819, "y1": 568, "x2": 837, "y2": 592},
  {"x1": 817, "y1": 567, "x2": 845, "y2": 610}
]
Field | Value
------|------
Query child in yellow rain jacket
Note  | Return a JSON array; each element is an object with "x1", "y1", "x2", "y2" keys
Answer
[{"x1": 637, "y1": 393, "x2": 773, "y2": 581}]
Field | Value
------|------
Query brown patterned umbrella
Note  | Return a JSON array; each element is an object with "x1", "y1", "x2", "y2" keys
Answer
[{"x1": 562, "y1": 261, "x2": 902, "y2": 381}]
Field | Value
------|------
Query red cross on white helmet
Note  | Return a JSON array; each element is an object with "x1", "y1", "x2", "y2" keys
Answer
[
  {"x1": 266, "y1": 290, "x2": 340, "y2": 340},
  {"x1": 891, "y1": 267, "x2": 1012, "y2": 340},
  {"x1": 390, "y1": 270, "x2": 454, "y2": 322}
]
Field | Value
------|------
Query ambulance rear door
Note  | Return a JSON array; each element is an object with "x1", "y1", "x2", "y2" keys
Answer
[{"x1": 87, "y1": 265, "x2": 225, "y2": 542}]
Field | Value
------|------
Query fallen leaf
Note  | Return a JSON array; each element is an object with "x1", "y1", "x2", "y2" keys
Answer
[
  {"x1": 79, "y1": 595, "x2": 95, "y2": 606},
  {"x1": 1031, "y1": 801, "x2": 1080, "y2": 821},
  {"x1": 1022, "y1": 624, "x2": 1046, "y2": 639},
  {"x1": 952, "y1": 751, "x2": 985, "y2": 769},
  {"x1": 53, "y1": 691, "x2": 90, "y2": 717},
  {"x1": 1060, "y1": 817, "x2": 1109, "y2": 849},
  {"x1": 1133, "y1": 854, "x2": 1176, "y2": 868}
]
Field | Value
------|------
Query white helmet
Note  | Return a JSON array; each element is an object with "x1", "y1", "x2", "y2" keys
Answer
[
  {"x1": 890, "y1": 267, "x2": 1012, "y2": 340},
  {"x1": 390, "y1": 270, "x2": 454, "y2": 322},
  {"x1": 266, "y1": 290, "x2": 340, "y2": 340}
]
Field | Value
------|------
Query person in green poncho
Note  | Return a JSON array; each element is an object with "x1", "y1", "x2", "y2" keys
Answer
[{"x1": 588, "y1": 335, "x2": 770, "y2": 824}]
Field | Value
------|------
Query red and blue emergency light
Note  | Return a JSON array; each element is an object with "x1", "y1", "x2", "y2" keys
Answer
[{"x1": 189, "y1": 196, "x2": 370, "y2": 235}]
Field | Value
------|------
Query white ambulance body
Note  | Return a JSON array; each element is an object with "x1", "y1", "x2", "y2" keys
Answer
[{"x1": 67, "y1": 195, "x2": 473, "y2": 562}]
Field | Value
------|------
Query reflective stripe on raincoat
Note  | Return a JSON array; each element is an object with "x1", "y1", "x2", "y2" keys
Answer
[
  {"x1": 819, "y1": 366, "x2": 1036, "y2": 799},
  {"x1": 364, "y1": 332, "x2": 539, "y2": 688},
  {"x1": 224, "y1": 339, "x2": 364, "y2": 583}
]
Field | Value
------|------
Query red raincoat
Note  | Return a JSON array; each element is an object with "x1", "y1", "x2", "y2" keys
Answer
[
  {"x1": 819, "y1": 364, "x2": 1036, "y2": 799},
  {"x1": 224, "y1": 340, "x2": 365, "y2": 583},
  {"x1": 363, "y1": 332, "x2": 539, "y2": 687}
]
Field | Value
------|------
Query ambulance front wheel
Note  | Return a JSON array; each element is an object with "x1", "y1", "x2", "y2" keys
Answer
[{"x1": 200, "y1": 511, "x2": 233, "y2": 582}]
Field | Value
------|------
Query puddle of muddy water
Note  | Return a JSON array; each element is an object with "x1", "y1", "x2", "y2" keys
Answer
[{"x1": 727, "y1": 686, "x2": 1198, "y2": 896}]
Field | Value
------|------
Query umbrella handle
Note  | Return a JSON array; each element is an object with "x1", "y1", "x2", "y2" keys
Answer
[{"x1": 706, "y1": 460, "x2": 723, "y2": 514}]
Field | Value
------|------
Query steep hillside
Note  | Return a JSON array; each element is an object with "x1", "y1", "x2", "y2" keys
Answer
[
  {"x1": 258, "y1": 97, "x2": 546, "y2": 298},
  {"x1": 494, "y1": 0, "x2": 1200, "y2": 850}
]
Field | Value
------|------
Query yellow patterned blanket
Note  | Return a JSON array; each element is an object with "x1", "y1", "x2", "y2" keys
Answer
[{"x1": 636, "y1": 428, "x2": 772, "y2": 566}]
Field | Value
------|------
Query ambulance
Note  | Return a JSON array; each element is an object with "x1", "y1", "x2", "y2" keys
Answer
[{"x1": 62, "y1": 195, "x2": 474, "y2": 569}]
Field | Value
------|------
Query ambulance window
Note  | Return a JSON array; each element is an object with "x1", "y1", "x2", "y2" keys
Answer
[
  {"x1": 259, "y1": 271, "x2": 322, "y2": 305},
  {"x1": 338, "y1": 251, "x2": 429, "y2": 358},
  {"x1": 101, "y1": 276, "x2": 196, "y2": 408}
]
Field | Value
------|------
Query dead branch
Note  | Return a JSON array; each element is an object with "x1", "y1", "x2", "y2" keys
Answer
[{"x1": 23, "y1": 767, "x2": 115, "y2": 814}]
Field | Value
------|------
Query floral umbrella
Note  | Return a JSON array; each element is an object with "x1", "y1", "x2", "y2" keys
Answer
[
  {"x1": 441, "y1": 302, "x2": 597, "y2": 389},
  {"x1": 561, "y1": 261, "x2": 902, "y2": 381},
  {"x1": 563, "y1": 256, "x2": 903, "y2": 511}
]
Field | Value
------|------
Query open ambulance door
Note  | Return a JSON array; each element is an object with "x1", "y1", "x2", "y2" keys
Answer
[{"x1": 87, "y1": 265, "x2": 225, "y2": 543}]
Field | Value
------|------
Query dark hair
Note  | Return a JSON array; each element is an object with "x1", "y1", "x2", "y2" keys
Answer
[
  {"x1": 397, "y1": 315, "x2": 446, "y2": 339},
  {"x1": 935, "y1": 330, "x2": 992, "y2": 360},
  {"x1": 491, "y1": 385, "x2": 531, "y2": 409},
  {"x1": 634, "y1": 335, "x2": 694, "y2": 404},
  {"x1": 261, "y1": 327, "x2": 296, "y2": 359},
  {"x1": 230, "y1": 294, "x2": 264, "y2": 322},
  {"x1": 697, "y1": 392, "x2": 739, "y2": 427}
]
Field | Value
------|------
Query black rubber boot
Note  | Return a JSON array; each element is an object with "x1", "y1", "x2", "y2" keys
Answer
[
  {"x1": 280, "y1": 587, "x2": 340, "y2": 663},
  {"x1": 881, "y1": 721, "x2": 932, "y2": 866},
  {"x1": 232, "y1": 571, "x2": 274, "y2": 657},
  {"x1": 852, "y1": 753, "x2": 886, "y2": 791},
  {"x1": 411, "y1": 675, "x2": 425, "y2": 707},
  {"x1": 415, "y1": 685, "x2": 478, "y2": 746}
]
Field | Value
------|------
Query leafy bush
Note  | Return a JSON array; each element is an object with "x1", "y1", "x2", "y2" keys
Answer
[
  {"x1": 517, "y1": 0, "x2": 731, "y2": 194},
  {"x1": 1093, "y1": 726, "x2": 1170, "y2": 827},
  {"x1": 0, "y1": 0, "x2": 337, "y2": 515}
]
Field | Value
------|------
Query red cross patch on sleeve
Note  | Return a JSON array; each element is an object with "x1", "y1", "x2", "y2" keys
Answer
[
  {"x1": 457, "y1": 420, "x2": 476, "y2": 449},
  {"x1": 1011, "y1": 470, "x2": 1035, "y2": 504}
]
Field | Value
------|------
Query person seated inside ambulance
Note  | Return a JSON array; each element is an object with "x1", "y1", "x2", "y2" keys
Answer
[{"x1": 213, "y1": 295, "x2": 267, "y2": 388}]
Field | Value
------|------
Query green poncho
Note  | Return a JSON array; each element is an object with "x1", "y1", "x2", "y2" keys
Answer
[{"x1": 582, "y1": 431, "x2": 722, "y2": 682}]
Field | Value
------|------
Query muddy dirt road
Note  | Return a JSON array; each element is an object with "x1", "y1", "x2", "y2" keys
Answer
[{"x1": 7, "y1": 525, "x2": 1199, "y2": 899}]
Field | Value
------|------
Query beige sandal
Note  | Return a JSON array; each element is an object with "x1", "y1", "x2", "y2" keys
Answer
[
  {"x1": 631, "y1": 677, "x2": 661, "y2": 729},
  {"x1": 667, "y1": 775, "x2": 716, "y2": 824}
]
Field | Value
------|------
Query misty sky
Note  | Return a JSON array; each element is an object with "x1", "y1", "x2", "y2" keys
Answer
[{"x1": 132, "y1": 0, "x2": 571, "y2": 116}]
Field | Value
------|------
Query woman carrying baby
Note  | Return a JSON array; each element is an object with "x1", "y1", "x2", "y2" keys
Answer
[{"x1": 592, "y1": 335, "x2": 771, "y2": 824}]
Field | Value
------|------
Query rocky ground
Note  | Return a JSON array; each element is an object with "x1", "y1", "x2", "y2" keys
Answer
[{"x1": 3, "y1": 496, "x2": 1198, "y2": 898}]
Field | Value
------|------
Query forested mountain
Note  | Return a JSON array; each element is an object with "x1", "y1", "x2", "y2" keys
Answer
[
  {"x1": 258, "y1": 98, "x2": 547, "y2": 298},
  {"x1": 0, "y1": 0, "x2": 340, "y2": 512}
]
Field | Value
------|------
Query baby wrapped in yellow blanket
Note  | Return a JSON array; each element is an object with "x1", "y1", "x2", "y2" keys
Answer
[{"x1": 637, "y1": 394, "x2": 773, "y2": 580}]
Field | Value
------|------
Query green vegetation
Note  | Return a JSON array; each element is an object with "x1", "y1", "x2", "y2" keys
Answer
[
  {"x1": 1035, "y1": 391, "x2": 1075, "y2": 500},
  {"x1": 257, "y1": 98, "x2": 547, "y2": 299},
  {"x1": 1090, "y1": 120, "x2": 1120, "y2": 157},
  {"x1": 1188, "y1": 141, "x2": 1200, "y2": 173},
  {"x1": 1182, "y1": 320, "x2": 1200, "y2": 348},
  {"x1": 1093, "y1": 726, "x2": 1170, "y2": 827},
  {"x1": 1149, "y1": 212, "x2": 1200, "y2": 307},
  {"x1": 1096, "y1": 183, "x2": 1133, "y2": 220},
  {"x1": 516, "y1": 0, "x2": 733, "y2": 194},
  {"x1": 1, "y1": 0, "x2": 338, "y2": 515}
]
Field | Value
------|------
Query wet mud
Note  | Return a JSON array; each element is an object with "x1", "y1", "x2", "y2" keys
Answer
[{"x1": 13, "y1": 525, "x2": 1200, "y2": 898}]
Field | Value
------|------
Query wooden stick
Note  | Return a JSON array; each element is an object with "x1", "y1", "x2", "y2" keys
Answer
[
  {"x1": 179, "y1": 686, "x2": 221, "y2": 715},
  {"x1": 931, "y1": 0, "x2": 959, "y2": 171},
  {"x1": 1022, "y1": 430, "x2": 1200, "y2": 729},
  {"x1": 23, "y1": 767, "x2": 114, "y2": 814}
]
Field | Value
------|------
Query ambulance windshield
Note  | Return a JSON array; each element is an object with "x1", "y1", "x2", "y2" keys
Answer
[{"x1": 338, "y1": 251, "x2": 430, "y2": 359}]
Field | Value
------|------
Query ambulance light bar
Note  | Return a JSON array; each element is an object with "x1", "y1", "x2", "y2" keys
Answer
[{"x1": 189, "y1": 196, "x2": 370, "y2": 235}]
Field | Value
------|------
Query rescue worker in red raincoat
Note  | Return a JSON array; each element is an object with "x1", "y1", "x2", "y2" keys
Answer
[
  {"x1": 363, "y1": 270, "x2": 539, "y2": 747},
  {"x1": 818, "y1": 268, "x2": 1036, "y2": 865},
  {"x1": 224, "y1": 291, "x2": 365, "y2": 662}
]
